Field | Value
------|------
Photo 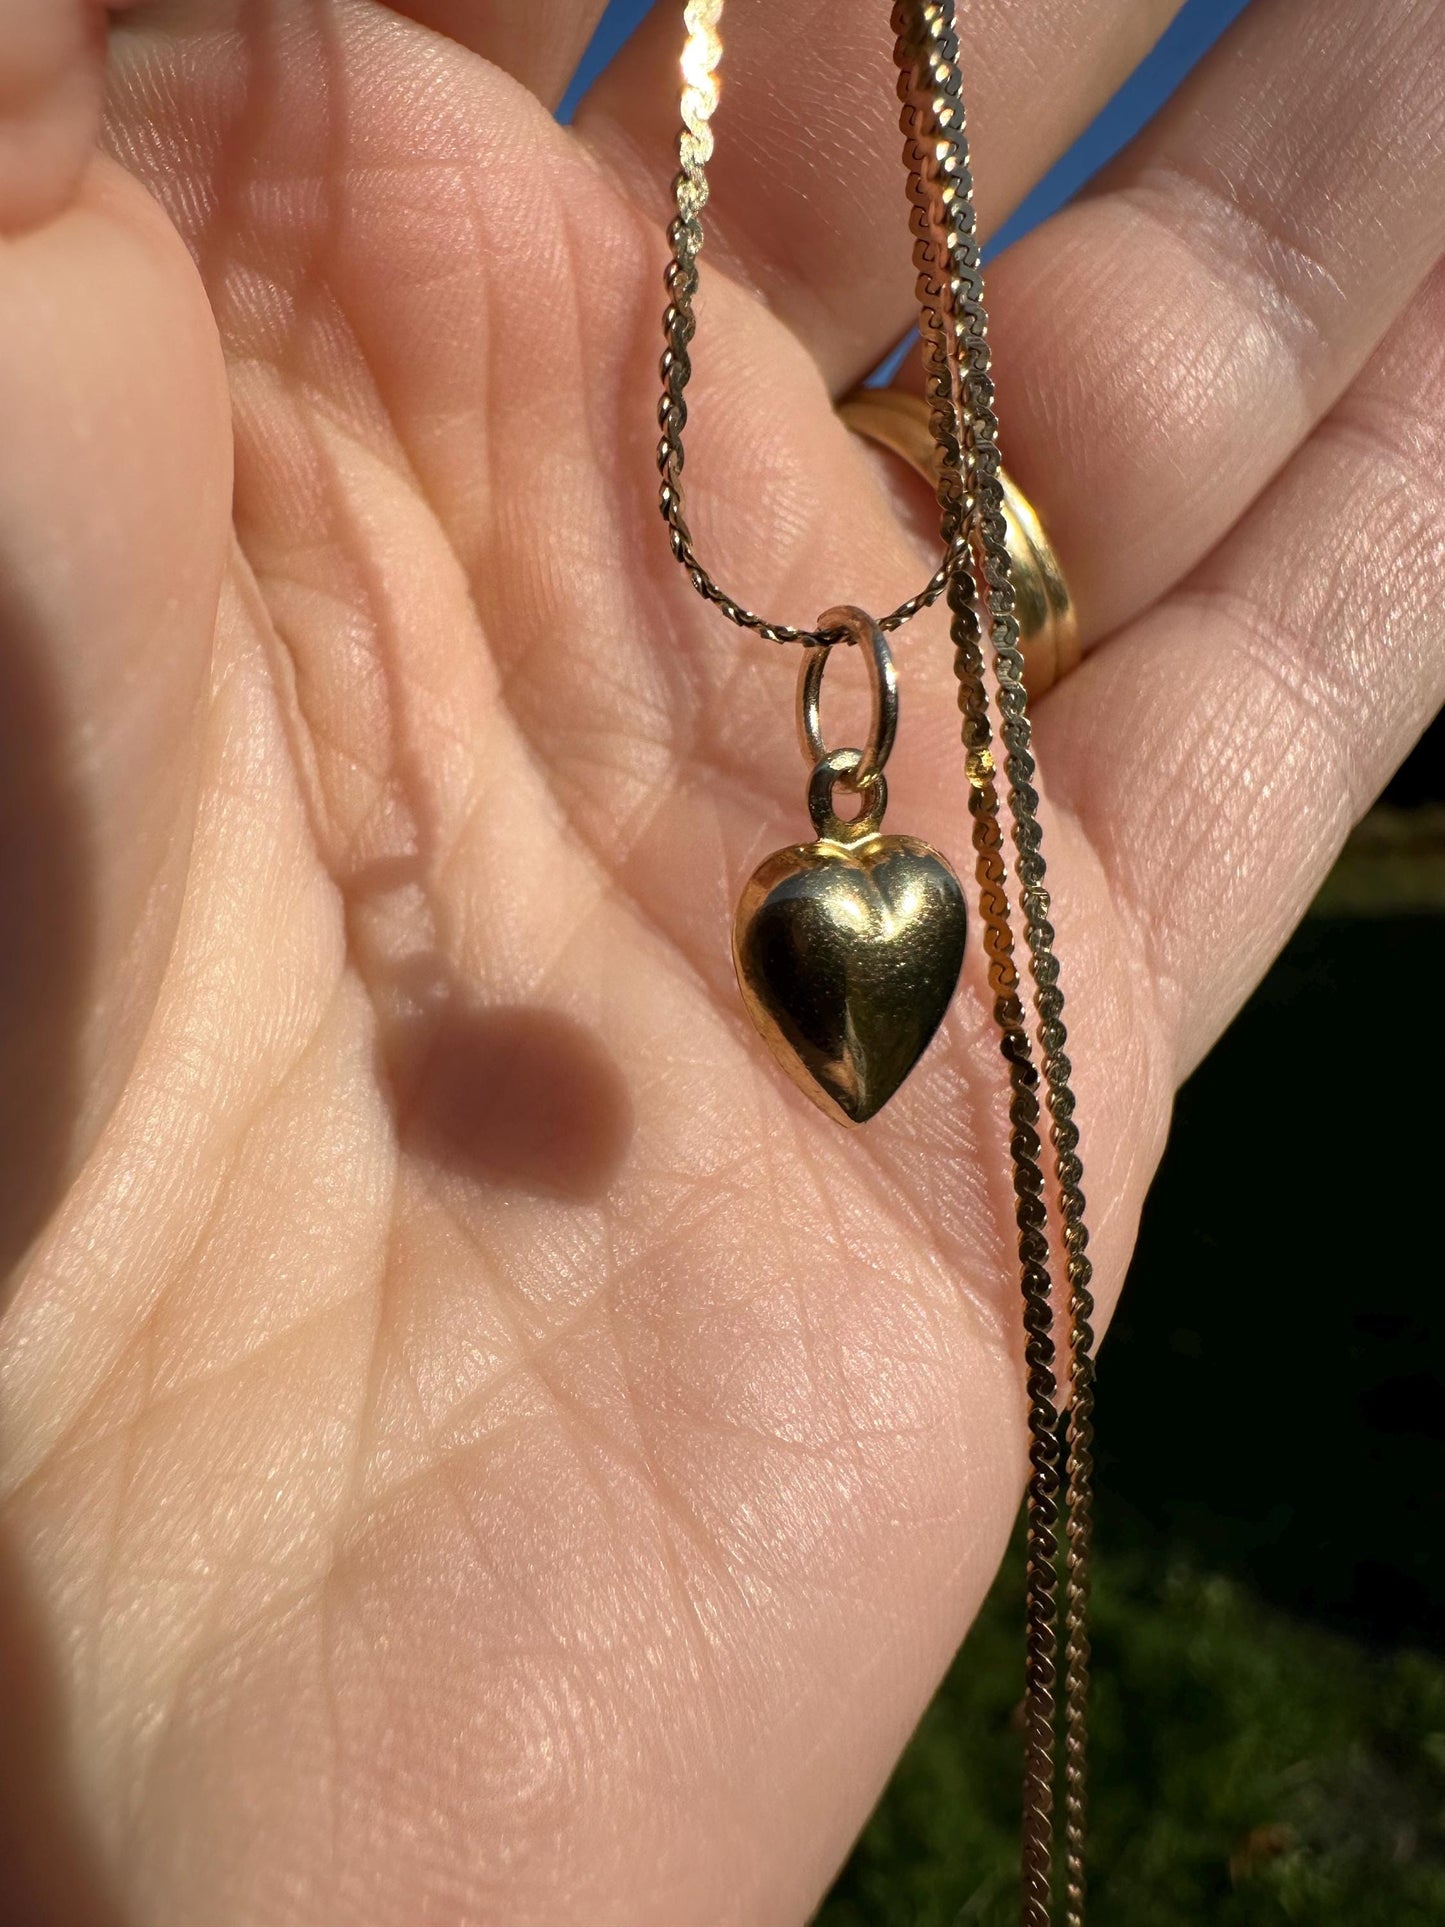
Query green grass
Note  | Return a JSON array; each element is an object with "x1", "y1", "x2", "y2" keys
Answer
[{"x1": 818, "y1": 1536, "x2": 1445, "y2": 1926}]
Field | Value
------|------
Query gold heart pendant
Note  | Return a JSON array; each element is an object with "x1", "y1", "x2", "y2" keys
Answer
[
  {"x1": 732, "y1": 607, "x2": 967, "y2": 1125},
  {"x1": 734, "y1": 825, "x2": 967, "y2": 1126}
]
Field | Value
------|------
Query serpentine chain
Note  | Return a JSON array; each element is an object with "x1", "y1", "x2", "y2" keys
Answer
[
  {"x1": 658, "y1": 4, "x2": 1098, "y2": 1921},
  {"x1": 659, "y1": 0, "x2": 959, "y2": 645},
  {"x1": 892, "y1": 8, "x2": 1097, "y2": 1921}
]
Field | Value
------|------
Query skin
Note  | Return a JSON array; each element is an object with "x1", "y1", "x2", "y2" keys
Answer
[{"x1": 0, "y1": 0, "x2": 1440, "y2": 1921}]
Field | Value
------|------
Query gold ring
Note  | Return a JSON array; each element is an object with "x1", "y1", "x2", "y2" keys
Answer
[{"x1": 838, "y1": 386, "x2": 1081, "y2": 700}]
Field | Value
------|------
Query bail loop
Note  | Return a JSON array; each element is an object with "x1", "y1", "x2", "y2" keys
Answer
[
  {"x1": 807, "y1": 748, "x2": 888, "y2": 844},
  {"x1": 798, "y1": 606, "x2": 899, "y2": 786}
]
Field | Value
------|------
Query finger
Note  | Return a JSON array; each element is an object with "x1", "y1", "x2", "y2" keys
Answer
[
  {"x1": 113, "y1": 0, "x2": 610, "y2": 113},
  {"x1": 951, "y1": 0, "x2": 1445, "y2": 644},
  {"x1": 1043, "y1": 263, "x2": 1445, "y2": 1083},
  {"x1": 398, "y1": 0, "x2": 610, "y2": 108},
  {"x1": 0, "y1": 155, "x2": 230, "y2": 1272},
  {"x1": 0, "y1": 0, "x2": 106, "y2": 231},
  {"x1": 576, "y1": 0, "x2": 1186, "y2": 391}
]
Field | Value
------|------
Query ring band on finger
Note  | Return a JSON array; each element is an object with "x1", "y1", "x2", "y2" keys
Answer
[{"x1": 839, "y1": 386, "x2": 1081, "y2": 700}]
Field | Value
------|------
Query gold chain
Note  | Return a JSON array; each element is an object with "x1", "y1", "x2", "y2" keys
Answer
[
  {"x1": 656, "y1": 4, "x2": 1097, "y2": 1919},
  {"x1": 658, "y1": 0, "x2": 962, "y2": 647},
  {"x1": 892, "y1": 7, "x2": 1097, "y2": 1917}
]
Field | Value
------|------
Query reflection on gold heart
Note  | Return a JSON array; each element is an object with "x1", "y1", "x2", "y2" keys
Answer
[{"x1": 733, "y1": 831, "x2": 967, "y2": 1126}]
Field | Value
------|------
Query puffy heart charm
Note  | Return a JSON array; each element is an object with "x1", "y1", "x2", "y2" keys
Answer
[
  {"x1": 733, "y1": 828, "x2": 967, "y2": 1126},
  {"x1": 732, "y1": 604, "x2": 967, "y2": 1124}
]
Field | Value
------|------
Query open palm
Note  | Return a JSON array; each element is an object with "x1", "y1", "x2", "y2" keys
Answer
[{"x1": 1, "y1": 2, "x2": 1441, "y2": 1922}]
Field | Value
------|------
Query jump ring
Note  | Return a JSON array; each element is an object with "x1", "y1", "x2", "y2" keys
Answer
[{"x1": 797, "y1": 605, "x2": 899, "y2": 784}]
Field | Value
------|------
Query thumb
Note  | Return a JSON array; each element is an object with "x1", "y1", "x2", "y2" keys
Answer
[{"x1": 0, "y1": 5, "x2": 230, "y2": 1272}]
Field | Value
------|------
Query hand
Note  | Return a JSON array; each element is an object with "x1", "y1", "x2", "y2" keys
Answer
[{"x1": 0, "y1": 2, "x2": 1440, "y2": 1921}]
